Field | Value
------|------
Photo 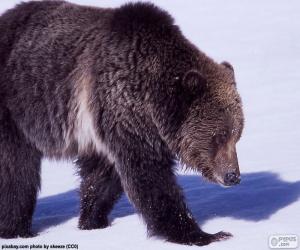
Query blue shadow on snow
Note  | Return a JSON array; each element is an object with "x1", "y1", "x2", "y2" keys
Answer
[{"x1": 32, "y1": 171, "x2": 300, "y2": 233}]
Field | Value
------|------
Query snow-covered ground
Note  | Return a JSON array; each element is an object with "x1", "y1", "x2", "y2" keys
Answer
[{"x1": 1, "y1": 0, "x2": 300, "y2": 249}]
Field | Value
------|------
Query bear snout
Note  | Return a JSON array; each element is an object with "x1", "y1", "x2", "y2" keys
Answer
[{"x1": 224, "y1": 171, "x2": 241, "y2": 186}]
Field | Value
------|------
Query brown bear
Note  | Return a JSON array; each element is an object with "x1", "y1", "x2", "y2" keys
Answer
[{"x1": 0, "y1": 0, "x2": 244, "y2": 246}]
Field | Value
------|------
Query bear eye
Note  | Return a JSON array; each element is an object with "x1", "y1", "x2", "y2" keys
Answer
[{"x1": 213, "y1": 131, "x2": 229, "y2": 146}]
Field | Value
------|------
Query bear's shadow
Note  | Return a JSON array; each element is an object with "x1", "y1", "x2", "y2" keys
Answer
[{"x1": 32, "y1": 171, "x2": 300, "y2": 233}]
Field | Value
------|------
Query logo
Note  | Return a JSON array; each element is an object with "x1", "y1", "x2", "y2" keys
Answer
[{"x1": 269, "y1": 235, "x2": 298, "y2": 249}]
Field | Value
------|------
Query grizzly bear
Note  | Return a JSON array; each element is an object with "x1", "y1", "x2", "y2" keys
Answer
[{"x1": 0, "y1": 0, "x2": 244, "y2": 246}]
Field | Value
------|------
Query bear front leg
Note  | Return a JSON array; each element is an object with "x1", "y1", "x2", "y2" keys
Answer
[
  {"x1": 112, "y1": 132, "x2": 231, "y2": 246},
  {"x1": 76, "y1": 154, "x2": 123, "y2": 230},
  {"x1": 0, "y1": 107, "x2": 41, "y2": 238}
]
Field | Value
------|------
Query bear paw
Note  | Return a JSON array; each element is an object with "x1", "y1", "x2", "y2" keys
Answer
[
  {"x1": 194, "y1": 231, "x2": 233, "y2": 246},
  {"x1": 78, "y1": 217, "x2": 109, "y2": 230},
  {"x1": 0, "y1": 230, "x2": 36, "y2": 239}
]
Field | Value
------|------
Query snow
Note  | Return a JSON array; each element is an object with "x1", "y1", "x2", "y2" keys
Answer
[{"x1": 1, "y1": 0, "x2": 300, "y2": 249}]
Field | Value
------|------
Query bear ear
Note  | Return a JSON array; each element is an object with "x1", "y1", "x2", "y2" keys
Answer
[
  {"x1": 183, "y1": 70, "x2": 207, "y2": 96},
  {"x1": 221, "y1": 61, "x2": 234, "y2": 72}
]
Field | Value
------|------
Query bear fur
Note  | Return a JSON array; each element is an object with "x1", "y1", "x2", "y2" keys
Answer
[{"x1": 0, "y1": 0, "x2": 244, "y2": 246}]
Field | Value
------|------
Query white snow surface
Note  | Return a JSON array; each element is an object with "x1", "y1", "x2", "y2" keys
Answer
[{"x1": 1, "y1": 1, "x2": 300, "y2": 249}]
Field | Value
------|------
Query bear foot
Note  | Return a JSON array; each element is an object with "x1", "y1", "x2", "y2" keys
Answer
[
  {"x1": 78, "y1": 216, "x2": 109, "y2": 230},
  {"x1": 167, "y1": 230, "x2": 232, "y2": 246},
  {"x1": 0, "y1": 229, "x2": 36, "y2": 239},
  {"x1": 193, "y1": 231, "x2": 233, "y2": 246}
]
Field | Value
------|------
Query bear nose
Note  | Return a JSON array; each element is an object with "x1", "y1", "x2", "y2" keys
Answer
[{"x1": 224, "y1": 172, "x2": 240, "y2": 186}]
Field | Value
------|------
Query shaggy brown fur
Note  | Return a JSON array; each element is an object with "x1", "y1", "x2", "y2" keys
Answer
[{"x1": 0, "y1": 1, "x2": 244, "y2": 246}]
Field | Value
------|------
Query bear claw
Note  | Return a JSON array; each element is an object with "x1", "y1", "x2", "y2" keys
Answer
[
  {"x1": 193, "y1": 231, "x2": 233, "y2": 246},
  {"x1": 210, "y1": 231, "x2": 233, "y2": 242}
]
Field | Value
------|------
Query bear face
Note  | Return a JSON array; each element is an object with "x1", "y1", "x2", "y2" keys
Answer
[{"x1": 177, "y1": 62, "x2": 244, "y2": 186}]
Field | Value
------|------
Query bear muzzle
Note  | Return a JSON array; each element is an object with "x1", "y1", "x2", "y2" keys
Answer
[{"x1": 224, "y1": 171, "x2": 241, "y2": 186}]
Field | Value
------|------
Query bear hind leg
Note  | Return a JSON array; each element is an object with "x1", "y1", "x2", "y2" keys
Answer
[{"x1": 0, "y1": 107, "x2": 41, "y2": 238}]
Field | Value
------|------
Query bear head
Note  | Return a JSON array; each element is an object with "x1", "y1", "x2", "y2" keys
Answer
[{"x1": 176, "y1": 61, "x2": 244, "y2": 186}]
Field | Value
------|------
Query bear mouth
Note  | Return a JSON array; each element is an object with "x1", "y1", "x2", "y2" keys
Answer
[
  {"x1": 202, "y1": 172, "x2": 235, "y2": 187},
  {"x1": 213, "y1": 175, "x2": 232, "y2": 187},
  {"x1": 201, "y1": 171, "x2": 223, "y2": 186},
  {"x1": 212, "y1": 174, "x2": 241, "y2": 187}
]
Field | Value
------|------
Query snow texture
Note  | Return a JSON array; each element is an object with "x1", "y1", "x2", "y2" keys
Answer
[{"x1": 1, "y1": 0, "x2": 300, "y2": 249}]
